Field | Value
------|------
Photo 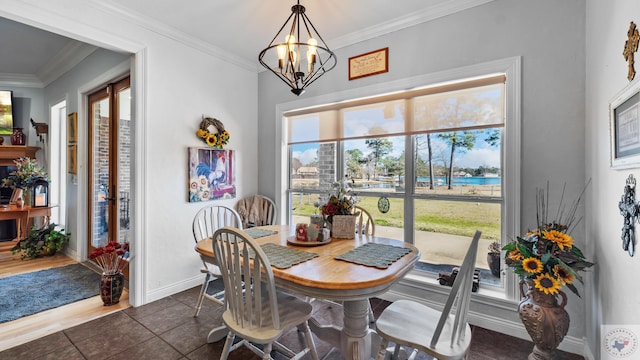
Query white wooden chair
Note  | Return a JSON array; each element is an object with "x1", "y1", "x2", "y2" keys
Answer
[
  {"x1": 374, "y1": 230, "x2": 482, "y2": 360},
  {"x1": 192, "y1": 205, "x2": 242, "y2": 317},
  {"x1": 235, "y1": 194, "x2": 278, "y2": 228},
  {"x1": 213, "y1": 227, "x2": 319, "y2": 360},
  {"x1": 354, "y1": 205, "x2": 375, "y2": 236}
]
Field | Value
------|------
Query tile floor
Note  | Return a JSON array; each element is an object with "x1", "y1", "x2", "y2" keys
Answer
[{"x1": 0, "y1": 285, "x2": 585, "y2": 360}]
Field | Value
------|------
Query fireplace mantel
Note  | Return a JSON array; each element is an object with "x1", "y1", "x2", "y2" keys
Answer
[{"x1": 0, "y1": 146, "x2": 40, "y2": 166}]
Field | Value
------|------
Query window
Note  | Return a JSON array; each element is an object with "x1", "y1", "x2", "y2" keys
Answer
[
  {"x1": 49, "y1": 100, "x2": 67, "y2": 227},
  {"x1": 286, "y1": 74, "x2": 508, "y2": 289},
  {"x1": 282, "y1": 57, "x2": 521, "y2": 304}
]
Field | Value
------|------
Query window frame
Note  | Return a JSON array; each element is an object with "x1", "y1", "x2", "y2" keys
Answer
[{"x1": 276, "y1": 57, "x2": 521, "y2": 301}]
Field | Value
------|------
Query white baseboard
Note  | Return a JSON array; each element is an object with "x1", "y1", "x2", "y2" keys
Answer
[{"x1": 144, "y1": 274, "x2": 203, "y2": 304}]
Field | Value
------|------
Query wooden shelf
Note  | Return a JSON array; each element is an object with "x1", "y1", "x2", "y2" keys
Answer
[{"x1": 0, "y1": 145, "x2": 40, "y2": 166}]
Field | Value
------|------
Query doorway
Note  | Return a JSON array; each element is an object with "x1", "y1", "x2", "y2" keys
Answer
[{"x1": 87, "y1": 77, "x2": 132, "y2": 278}]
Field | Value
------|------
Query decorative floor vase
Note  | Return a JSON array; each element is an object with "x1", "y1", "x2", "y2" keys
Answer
[
  {"x1": 100, "y1": 272, "x2": 124, "y2": 306},
  {"x1": 518, "y1": 281, "x2": 570, "y2": 360}
]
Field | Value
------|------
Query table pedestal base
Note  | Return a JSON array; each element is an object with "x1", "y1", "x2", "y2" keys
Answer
[{"x1": 309, "y1": 298, "x2": 377, "y2": 360}]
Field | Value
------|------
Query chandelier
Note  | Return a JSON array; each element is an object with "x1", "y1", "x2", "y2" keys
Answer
[{"x1": 258, "y1": 0, "x2": 337, "y2": 96}]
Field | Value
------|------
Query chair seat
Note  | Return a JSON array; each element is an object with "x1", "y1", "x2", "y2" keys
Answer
[
  {"x1": 375, "y1": 299, "x2": 472, "y2": 360},
  {"x1": 222, "y1": 289, "x2": 314, "y2": 344}
]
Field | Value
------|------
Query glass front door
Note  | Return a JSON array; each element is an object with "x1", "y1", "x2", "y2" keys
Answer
[{"x1": 87, "y1": 77, "x2": 131, "y2": 264}]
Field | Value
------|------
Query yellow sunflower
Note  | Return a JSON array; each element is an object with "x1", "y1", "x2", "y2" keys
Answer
[
  {"x1": 196, "y1": 128, "x2": 207, "y2": 138},
  {"x1": 205, "y1": 134, "x2": 218, "y2": 146},
  {"x1": 542, "y1": 230, "x2": 573, "y2": 250},
  {"x1": 533, "y1": 273, "x2": 561, "y2": 295},
  {"x1": 553, "y1": 264, "x2": 574, "y2": 285},
  {"x1": 525, "y1": 230, "x2": 540, "y2": 237},
  {"x1": 508, "y1": 249, "x2": 524, "y2": 261},
  {"x1": 522, "y1": 257, "x2": 543, "y2": 274}
]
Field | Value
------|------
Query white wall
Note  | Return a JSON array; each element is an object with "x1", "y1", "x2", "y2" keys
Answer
[
  {"x1": 0, "y1": 1, "x2": 258, "y2": 306},
  {"x1": 586, "y1": 1, "x2": 640, "y2": 358},
  {"x1": 258, "y1": 0, "x2": 589, "y2": 352}
]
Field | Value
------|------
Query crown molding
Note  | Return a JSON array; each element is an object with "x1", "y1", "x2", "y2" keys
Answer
[
  {"x1": 330, "y1": 0, "x2": 495, "y2": 50},
  {"x1": 92, "y1": 0, "x2": 494, "y2": 74},
  {"x1": 90, "y1": 0, "x2": 259, "y2": 73},
  {"x1": 37, "y1": 41, "x2": 98, "y2": 87},
  {"x1": 0, "y1": 73, "x2": 43, "y2": 88}
]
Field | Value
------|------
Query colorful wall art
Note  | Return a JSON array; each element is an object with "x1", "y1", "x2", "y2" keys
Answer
[{"x1": 188, "y1": 147, "x2": 236, "y2": 202}]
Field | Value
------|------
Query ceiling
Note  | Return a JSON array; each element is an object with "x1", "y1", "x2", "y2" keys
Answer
[{"x1": 0, "y1": 0, "x2": 491, "y2": 85}]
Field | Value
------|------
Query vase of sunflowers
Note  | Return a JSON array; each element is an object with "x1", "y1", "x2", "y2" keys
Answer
[{"x1": 503, "y1": 185, "x2": 594, "y2": 360}]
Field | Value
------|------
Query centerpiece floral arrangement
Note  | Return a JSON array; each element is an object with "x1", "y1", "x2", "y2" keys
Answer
[
  {"x1": 317, "y1": 178, "x2": 359, "y2": 224},
  {"x1": 503, "y1": 184, "x2": 594, "y2": 297},
  {"x1": 89, "y1": 241, "x2": 130, "y2": 275},
  {"x1": 1, "y1": 157, "x2": 49, "y2": 189}
]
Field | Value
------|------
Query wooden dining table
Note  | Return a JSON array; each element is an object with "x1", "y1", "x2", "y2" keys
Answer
[{"x1": 195, "y1": 224, "x2": 420, "y2": 360}]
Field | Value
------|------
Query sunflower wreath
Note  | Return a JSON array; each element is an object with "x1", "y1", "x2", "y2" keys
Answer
[{"x1": 196, "y1": 116, "x2": 230, "y2": 148}]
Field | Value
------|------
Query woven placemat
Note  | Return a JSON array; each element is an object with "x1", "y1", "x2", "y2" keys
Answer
[
  {"x1": 249, "y1": 243, "x2": 318, "y2": 269},
  {"x1": 245, "y1": 228, "x2": 278, "y2": 239},
  {"x1": 334, "y1": 243, "x2": 411, "y2": 269}
]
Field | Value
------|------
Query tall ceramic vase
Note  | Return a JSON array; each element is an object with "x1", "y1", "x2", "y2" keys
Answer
[
  {"x1": 100, "y1": 272, "x2": 124, "y2": 306},
  {"x1": 518, "y1": 281, "x2": 570, "y2": 360}
]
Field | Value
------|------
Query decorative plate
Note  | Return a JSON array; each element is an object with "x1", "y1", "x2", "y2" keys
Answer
[
  {"x1": 287, "y1": 236, "x2": 332, "y2": 247},
  {"x1": 378, "y1": 196, "x2": 390, "y2": 213}
]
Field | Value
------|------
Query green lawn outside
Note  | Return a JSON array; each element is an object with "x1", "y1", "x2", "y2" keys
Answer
[{"x1": 291, "y1": 195, "x2": 501, "y2": 240}]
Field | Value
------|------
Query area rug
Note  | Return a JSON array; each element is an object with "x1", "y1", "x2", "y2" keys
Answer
[{"x1": 0, "y1": 263, "x2": 101, "y2": 323}]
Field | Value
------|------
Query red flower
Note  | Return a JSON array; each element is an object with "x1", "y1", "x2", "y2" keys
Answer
[
  {"x1": 88, "y1": 241, "x2": 130, "y2": 275},
  {"x1": 323, "y1": 203, "x2": 338, "y2": 215}
]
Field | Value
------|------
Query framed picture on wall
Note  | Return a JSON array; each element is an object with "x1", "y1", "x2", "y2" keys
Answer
[
  {"x1": 188, "y1": 147, "x2": 236, "y2": 202},
  {"x1": 67, "y1": 144, "x2": 77, "y2": 174},
  {"x1": 611, "y1": 81, "x2": 640, "y2": 169},
  {"x1": 0, "y1": 90, "x2": 14, "y2": 135},
  {"x1": 67, "y1": 112, "x2": 77, "y2": 143}
]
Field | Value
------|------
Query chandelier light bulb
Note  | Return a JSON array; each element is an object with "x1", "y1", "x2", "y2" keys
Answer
[{"x1": 277, "y1": 44, "x2": 286, "y2": 69}]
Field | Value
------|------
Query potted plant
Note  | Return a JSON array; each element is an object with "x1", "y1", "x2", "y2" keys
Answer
[
  {"x1": 11, "y1": 223, "x2": 70, "y2": 259},
  {"x1": 487, "y1": 241, "x2": 501, "y2": 277}
]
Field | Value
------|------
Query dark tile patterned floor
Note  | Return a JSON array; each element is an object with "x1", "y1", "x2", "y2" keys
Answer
[{"x1": 0, "y1": 285, "x2": 585, "y2": 360}]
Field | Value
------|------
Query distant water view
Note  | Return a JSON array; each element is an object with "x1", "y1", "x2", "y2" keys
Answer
[
  {"x1": 351, "y1": 176, "x2": 501, "y2": 189},
  {"x1": 419, "y1": 176, "x2": 501, "y2": 186}
]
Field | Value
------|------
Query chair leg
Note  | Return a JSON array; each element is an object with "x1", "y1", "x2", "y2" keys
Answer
[
  {"x1": 392, "y1": 344, "x2": 401, "y2": 360},
  {"x1": 406, "y1": 348, "x2": 419, "y2": 360},
  {"x1": 367, "y1": 302, "x2": 375, "y2": 324},
  {"x1": 299, "y1": 321, "x2": 319, "y2": 360},
  {"x1": 262, "y1": 342, "x2": 273, "y2": 360},
  {"x1": 194, "y1": 273, "x2": 211, "y2": 317},
  {"x1": 375, "y1": 338, "x2": 389, "y2": 360},
  {"x1": 220, "y1": 332, "x2": 234, "y2": 360}
]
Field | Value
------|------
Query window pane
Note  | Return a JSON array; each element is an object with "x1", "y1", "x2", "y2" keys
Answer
[
  {"x1": 414, "y1": 129, "x2": 502, "y2": 198},
  {"x1": 290, "y1": 142, "x2": 336, "y2": 190},
  {"x1": 413, "y1": 199, "x2": 502, "y2": 287},
  {"x1": 290, "y1": 192, "x2": 320, "y2": 221},
  {"x1": 355, "y1": 196, "x2": 404, "y2": 242},
  {"x1": 344, "y1": 136, "x2": 405, "y2": 194}
]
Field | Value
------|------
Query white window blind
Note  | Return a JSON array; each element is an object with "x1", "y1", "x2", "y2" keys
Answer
[{"x1": 286, "y1": 74, "x2": 505, "y2": 144}]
